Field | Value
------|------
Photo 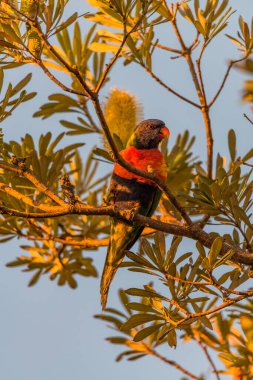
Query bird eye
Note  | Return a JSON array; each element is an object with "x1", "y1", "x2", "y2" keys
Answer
[{"x1": 150, "y1": 124, "x2": 161, "y2": 130}]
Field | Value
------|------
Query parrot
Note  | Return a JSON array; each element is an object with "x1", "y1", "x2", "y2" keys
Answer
[{"x1": 100, "y1": 119, "x2": 170, "y2": 310}]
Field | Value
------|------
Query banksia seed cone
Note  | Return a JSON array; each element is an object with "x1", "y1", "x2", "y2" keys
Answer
[{"x1": 103, "y1": 88, "x2": 143, "y2": 149}]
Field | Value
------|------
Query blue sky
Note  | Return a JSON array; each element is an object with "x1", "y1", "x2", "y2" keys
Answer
[{"x1": 0, "y1": 1, "x2": 252, "y2": 379}]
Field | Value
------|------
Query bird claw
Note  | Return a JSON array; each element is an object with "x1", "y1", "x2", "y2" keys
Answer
[{"x1": 114, "y1": 202, "x2": 139, "y2": 222}]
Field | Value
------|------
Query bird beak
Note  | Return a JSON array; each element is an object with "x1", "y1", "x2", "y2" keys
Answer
[{"x1": 159, "y1": 126, "x2": 170, "y2": 140}]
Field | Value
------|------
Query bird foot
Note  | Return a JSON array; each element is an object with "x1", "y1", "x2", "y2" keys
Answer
[{"x1": 114, "y1": 202, "x2": 139, "y2": 222}]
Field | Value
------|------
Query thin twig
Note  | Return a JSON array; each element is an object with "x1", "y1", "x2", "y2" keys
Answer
[
  {"x1": 210, "y1": 272, "x2": 253, "y2": 296},
  {"x1": 243, "y1": 162, "x2": 253, "y2": 168},
  {"x1": 30, "y1": 57, "x2": 86, "y2": 96},
  {"x1": 82, "y1": 102, "x2": 101, "y2": 133},
  {"x1": 165, "y1": 272, "x2": 211, "y2": 287},
  {"x1": 196, "y1": 41, "x2": 208, "y2": 106},
  {"x1": 169, "y1": 298, "x2": 189, "y2": 315},
  {"x1": 175, "y1": 293, "x2": 252, "y2": 328},
  {"x1": 141, "y1": 63, "x2": 201, "y2": 109},
  {"x1": 171, "y1": 14, "x2": 213, "y2": 179},
  {"x1": 244, "y1": 113, "x2": 253, "y2": 125},
  {"x1": 2, "y1": 199, "x2": 253, "y2": 265},
  {"x1": 95, "y1": 14, "x2": 146, "y2": 93},
  {"x1": 209, "y1": 55, "x2": 251, "y2": 108},
  {"x1": 147, "y1": 347, "x2": 202, "y2": 380},
  {"x1": 196, "y1": 339, "x2": 221, "y2": 380}
]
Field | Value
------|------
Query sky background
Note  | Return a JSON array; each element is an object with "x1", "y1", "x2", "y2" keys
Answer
[{"x1": 0, "y1": 1, "x2": 253, "y2": 379}]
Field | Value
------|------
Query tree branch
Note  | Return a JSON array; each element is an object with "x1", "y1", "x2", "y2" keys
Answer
[
  {"x1": 1, "y1": 200, "x2": 253, "y2": 265},
  {"x1": 18, "y1": 215, "x2": 175, "y2": 249},
  {"x1": 0, "y1": 161, "x2": 67, "y2": 206}
]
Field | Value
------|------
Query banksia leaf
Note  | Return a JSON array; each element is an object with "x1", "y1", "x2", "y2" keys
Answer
[{"x1": 103, "y1": 88, "x2": 143, "y2": 149}]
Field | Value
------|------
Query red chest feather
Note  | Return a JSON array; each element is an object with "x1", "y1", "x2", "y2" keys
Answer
[{"x1": 114, "y1": 146, "x2": 167, "y2": 185}]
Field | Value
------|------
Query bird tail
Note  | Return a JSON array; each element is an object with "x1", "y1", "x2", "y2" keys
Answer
[{"x1": 100, "y1": 242, "x2": 125, "y2": 310}]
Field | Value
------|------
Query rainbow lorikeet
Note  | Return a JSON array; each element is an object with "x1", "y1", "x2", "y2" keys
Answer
[{"x1": 101, "y1": 119, "x2": 170, "y2": 309}]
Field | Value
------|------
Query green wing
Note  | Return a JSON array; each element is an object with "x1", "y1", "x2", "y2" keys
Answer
[{"x1": 100, "y1": 187, "x2": 161, "y2": 309}]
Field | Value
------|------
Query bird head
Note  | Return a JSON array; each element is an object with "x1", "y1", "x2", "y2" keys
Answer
[{"x1": 127, "y1": 119, "x2": 170, "y2": 149}]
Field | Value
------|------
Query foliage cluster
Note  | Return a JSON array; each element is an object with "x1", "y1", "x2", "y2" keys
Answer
[{"x1": 0, "y1": 0, "x2": 253, "y2": 378}]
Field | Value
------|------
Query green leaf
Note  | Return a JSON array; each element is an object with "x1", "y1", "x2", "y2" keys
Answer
[
  {"x1": 180, "y1": 3, "x2": 195, "y2": 23},
  {"x1": 106, "y1": 336, "x2": 128, "y2": 344},
  {"x1": 126, "y1": 251, "x2": 157, "y2": 269},
  {"x1": 53, "y1": 12, "x2": 78, "y2": 36},
  {"x1": 233, "y1": 205, "x2": 252, "y2": 230},
  {"x1": 154, "y1": 231, "x2": 166, "y2": 257},
  {"x1": 228, "y1": 129, "x2": 236, "y2": 161},
  {"x1": 127, "y1": 303, "x2": 154, "y2": 312},
  {"x1": 93, "y1": 147, "x2": 113, "y2": 163},
  {"x1": 127, "y1": 354, "x2": 146, "y2": 361},
  {"x1": 89, "y1": 42, "x2": 121, "y2": 53},
  {"x1": 28, "y1": 269, "x2": 42, "y2": 287},
  {"x1": 200, "y1": 316, "x2": 213, "y2": 330},
  {"x1": 242, "y1": 148, "x2": 253, "y2": 162},
  {"x1": 214, "y1": 0, "x2": 229, "y2": 20},
  {"x1": 167, "y1": 328, "x2": 177, "y2": 347},
  {"x1": 164, "y1": 236, "x2": 182, "y2": 269},
  {"x1": 94, "y1": 314, "x2": 123, "y2": 328},
  {"x1": 208, "y1": 237, "x2": 223, "y2": 266},
  {"x1": 121, "y1": 314, "x2": 164, "y2": 331},
  {"x1": 196, "y1": 241, "x2": 206, "y2": 258},
  {"x1": 213, "y1": 249, "x2": 234, "y2": 268},
  {"x1": 133, "y1": 323, "x2": 164, "y2": 342},
  {"x1": 125, "y1": 288, "x2": 169, "y2": 301},
  {"x1": 226, "y1": 34, "x2": 244, "y2": 47}
]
